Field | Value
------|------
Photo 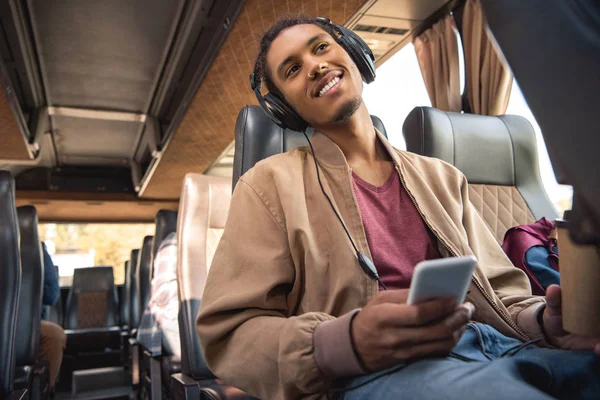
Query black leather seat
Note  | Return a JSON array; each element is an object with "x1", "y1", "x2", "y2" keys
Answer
[
  {"x1": 63, "y1": 267, "x2": 121, "y2": 355},
  {"x1": 171, "y1": 174, "x2": 254, "y2": 400},
  {"x1": 136, "y1": 237, "x2": 153, "y2": 329},
  {"x1": 120, "y1": 261, "x2": 130, "y2": 331},
  {"x1": 130, "y1": 235, "x2": 157, "y2": 394},
  {"x1": 402, "y1": 106, "x2": 559, "y2": 243},
  {"x1": 232, "y1": 105, "x2": 388, "y2": 189},
  {"x1": 14, "y1": 206, "x2": 49, "y2": 396},
  {"x1": 139, "y1": 210, "x2": 179, "y2": 400},
  {"x1": 0, "y1": 171, "x2": 25, "y2": 399},
  {"x1": 129, "y1": 249, "x2": 141, "y2": 333}
]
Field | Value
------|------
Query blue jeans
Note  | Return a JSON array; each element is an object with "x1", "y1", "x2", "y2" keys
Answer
[{"x1": 338, "y1": 323, "x2": 599, "y2": 399}]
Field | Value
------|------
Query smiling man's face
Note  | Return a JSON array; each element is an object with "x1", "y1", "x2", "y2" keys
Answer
[{"x1": 266, "y1": 23, "x2": 364, "y2": 128}]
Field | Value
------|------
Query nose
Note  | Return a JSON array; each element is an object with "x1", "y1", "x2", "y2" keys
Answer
[{"x1": 308, "y1": 61, "x2": 328, "y2": 79}]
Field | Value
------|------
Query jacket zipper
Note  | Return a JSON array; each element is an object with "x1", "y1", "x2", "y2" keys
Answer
[{"x1": 392, "y1": 165, "x2": 531, "y2": 341}]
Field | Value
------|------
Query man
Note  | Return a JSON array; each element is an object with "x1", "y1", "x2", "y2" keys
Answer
[
  {"x1": 41, "y1": 242, "x2": 66, "y2": 390},
  {"x1": 197, "y1": 17, "x2": 600, "y2": 399}
]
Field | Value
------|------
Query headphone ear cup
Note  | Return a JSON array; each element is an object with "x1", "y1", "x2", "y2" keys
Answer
[
  {"x1": 264, "y1": 93, "x2": 308, "y2": 132},
  {"x1": 340, "y1": 35, "x2": 376, "y2": 84},
  {"x1": 333, "y1": 24, "x2": 376, "y2": 84}
]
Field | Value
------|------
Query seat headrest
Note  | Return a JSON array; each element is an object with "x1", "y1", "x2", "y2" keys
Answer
[
  {"x1": 233, "y1": 105, "x2": 389, "y2": 189},
  {"x1": 0, "y1": 171, "x2": 20, "y2": 395},
  {"x1": 403, "y1": 106, "x2": 537, "y2": 185},
  {"x1": 72, "y1": 266, "x2": 115, "y2": 292},
  {"x1": 151, "y1": 210, "x2": 178, "y2": 272},
  {"x1": 403, "y1": 106, "x2": 558, "y2": 220}
]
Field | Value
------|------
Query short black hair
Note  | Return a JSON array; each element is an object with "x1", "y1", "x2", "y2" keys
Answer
[{"x1": 253, "y1": 15, "x2": 339, "y2": 99}]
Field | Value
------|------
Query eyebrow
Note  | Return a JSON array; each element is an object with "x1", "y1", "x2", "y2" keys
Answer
[{"x1": 276, "y1": 33, "x2": 329, "y2": 78}]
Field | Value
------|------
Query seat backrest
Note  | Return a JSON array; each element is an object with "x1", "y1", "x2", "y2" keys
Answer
[
  {"x1": 177, "y1": 173, "x2": 231, "y2": 379},
  {"x1": 15, "y1": 206, "x2": 44, "y2": 367},
  {"x1": 0, "y1": 171, "x2": 21, "y2": 396},
  {"x1": 136, "y1": 236, "x2": 153, "y2": 326},
  {"x1": 65, "y1": 266, "x2": 119, "y2": 329},
  {"x1": 129, "y1": 249, "x2": 141, "y2": 329},
  {"x1": 151, "y1": 211, "x2": 178, "y2": 276},
  {"x1": 120, "y1": 261, "x2": 130, "y2": 329},
  {"x1": 403, "y1": 106, "x2": 559, "y2": 243},
  {"x1": 233, "y1": 105, "x2": 389, "y2": 189}
]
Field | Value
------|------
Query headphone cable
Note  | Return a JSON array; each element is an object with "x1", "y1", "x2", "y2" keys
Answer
[{"x1": 302, "y1": 130, "x2": 386, "y2": 290}]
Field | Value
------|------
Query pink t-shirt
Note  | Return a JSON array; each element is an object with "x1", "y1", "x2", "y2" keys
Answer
[{"x1": 352, "y1": 169, "x2": 441, "y2": 290}]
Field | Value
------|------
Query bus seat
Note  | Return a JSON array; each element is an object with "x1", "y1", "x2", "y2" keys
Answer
[
  {"x1": 137, "y1": 236, "x2": 154, "y2": 330},
  {"x1": 232, "y1": 105, "x2": 388, "y2": 190},
  {"x1": 138, "y1": 211, "x2": 179, "y2": 400},
  {"x1": 64, "y1": 267, "x2": 121, "y2": 354},
  {"x1": 65, "y1": 267, "x2": 120, "y2": 330},
  {"x1": 120, "y1": 261, "x2": 130, "y2": 331},
  {"x1": 14, "y1": 206, "x2": 48, "y2": 394},
  {"x1": 129, "y1": 249, "x2": 141, "y2": 333},
  {"x1": 151, "y1": 211, "x2": 178, "y2": 278},
  {"x1": 171, "y1": 173, "x2": 256, "y2": 400},
  {"x1": 0, "y1": 171, "x2": 23, "y2": 398},
  {"x1": 403, "y1": 106, "x2": 559, "y2": 243}
]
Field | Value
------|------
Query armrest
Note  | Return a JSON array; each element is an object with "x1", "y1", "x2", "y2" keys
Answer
[{"x1": 171, "y1": 373, "x2": 201, "y2": 400}]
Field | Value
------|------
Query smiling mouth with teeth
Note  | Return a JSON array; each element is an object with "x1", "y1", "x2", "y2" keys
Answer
[{"x1": 318, "y1": 76, "x2": 341, "y2": 97}]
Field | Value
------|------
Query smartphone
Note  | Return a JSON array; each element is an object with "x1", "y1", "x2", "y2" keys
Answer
[{"x1": 407, "y1": 256, "x2": 477, "y2": 305}]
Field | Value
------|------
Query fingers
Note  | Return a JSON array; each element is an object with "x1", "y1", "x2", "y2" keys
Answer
[
  {"x1": 399, "y1": 303, "x2": 474, "y2": 344},
  {"x1": 383, "y1": 297, "x2": 457, "y2": 327}
]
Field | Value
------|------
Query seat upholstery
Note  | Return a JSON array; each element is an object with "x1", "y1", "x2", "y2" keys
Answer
[
  {"x1": 121, "y1": 261, "x2": 131, "y2": 329},
  {"x1": 137, "y1": 236, "x2": 153, "y2": 328},
  {"x1": 233, "y1": 105, "x2": 389, "y2": 189},
  {"x1": 176, "y1": 174, "x2": 231, "y2": 380},
  {"x1": 403, "y1": 106, "x2": 558, "y2": 243},
  {"x1": 151, "y1": 210, "x2": 178, "y2": 277},
  {"x1": 65, "y1": 267, "x2": 119, "y2": 329},
  {"x1": 15, "y1": 206, "x2": 44, "y2": 368},
  {"x1": 0, "y1": 171, "x2": 21, "y2": 396},
  {"x1": 128, "y1": 249, "x2": 141, "y2": 330}
]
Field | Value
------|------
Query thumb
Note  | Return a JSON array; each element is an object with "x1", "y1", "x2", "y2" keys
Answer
[{"x1": 545, "y1": 285, "x2": 562, "y2": 313}]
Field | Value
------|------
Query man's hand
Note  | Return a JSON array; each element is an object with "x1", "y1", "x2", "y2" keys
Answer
[
  {"x1": 542, "y1": 284, "x2": 600, "y2": 355},
  {"x1": 351, "y1": 289, "x2": 474, "y2": 372}
]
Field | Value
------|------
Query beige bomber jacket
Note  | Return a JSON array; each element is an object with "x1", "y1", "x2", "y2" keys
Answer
[{"x1": 196, "y1": 130, "x2": 546, "y2": 399}]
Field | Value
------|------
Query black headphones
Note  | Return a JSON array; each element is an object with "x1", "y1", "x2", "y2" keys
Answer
[{"x1": 250, "y1": 17, "x2": 376, "y2": 132}]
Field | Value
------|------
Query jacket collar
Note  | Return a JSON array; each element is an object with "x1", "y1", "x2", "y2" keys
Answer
[
  {"x1": 310, "y1": 128, "x2": 401, "y2": 168},
  {"x1": 310, "y1": 127, "x2": 468, "y2": 258}
]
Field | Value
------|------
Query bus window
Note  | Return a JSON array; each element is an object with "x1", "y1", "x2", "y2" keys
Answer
[
  {"x1": 506, "y1": 80, "x2": 573, "y2": 215},
  {"x1": 362, "y1": 43, "x2": 432, "y2": 150},
  {"x1": 38, "y1": 223, "x2": 155, "y2": 286}
]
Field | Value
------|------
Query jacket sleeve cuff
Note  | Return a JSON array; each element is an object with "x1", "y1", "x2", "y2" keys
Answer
[
  {"x1": 515, "y1": 300, "x2": 547, "y2": 342},
  {"x1": 313, "y1": 309, "x2": 367, "y2": 380}
]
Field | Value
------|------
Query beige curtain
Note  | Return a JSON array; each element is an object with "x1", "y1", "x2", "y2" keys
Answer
[
  {"x1": 462, "y1": 0, "x2": 513, "y2": 115},
  {"x1": 413, "y1": 14, "x2": 461, "y2": 112}
]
